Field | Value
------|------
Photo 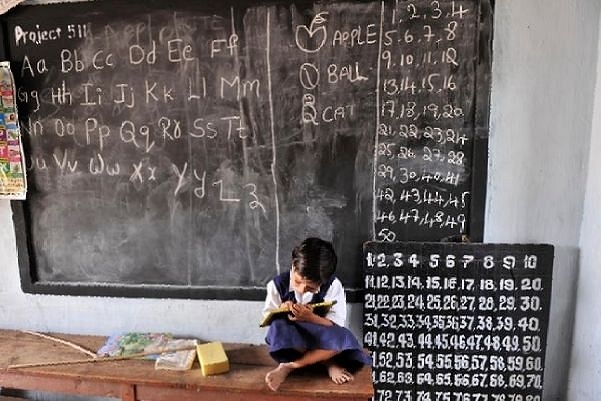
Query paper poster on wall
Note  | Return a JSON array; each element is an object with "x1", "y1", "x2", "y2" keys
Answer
[{"x1": 0, "y1": 61, "x2": 27, "y2": 199}]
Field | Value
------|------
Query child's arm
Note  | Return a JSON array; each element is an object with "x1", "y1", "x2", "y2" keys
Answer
[
  {"x1": 262, "y1": 280, "x2": 283, "y2": 315},
  {"x1": 323, "y1": 278, "x2": 347, "y2": 327}
]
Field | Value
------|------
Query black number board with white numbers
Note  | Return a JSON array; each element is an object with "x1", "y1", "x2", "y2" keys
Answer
[{"x1": 363, "y1": 241, "x2": 554, "y2": 401}]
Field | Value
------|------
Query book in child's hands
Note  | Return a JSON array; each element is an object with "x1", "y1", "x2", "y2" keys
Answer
[{"x1": 259, "y1": 300, "x2": 337, "y2": 327}]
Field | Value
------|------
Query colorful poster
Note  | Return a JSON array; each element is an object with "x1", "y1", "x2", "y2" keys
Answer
[{"x1": 0, "y1": 61, "x2": 27, "y2": 199}]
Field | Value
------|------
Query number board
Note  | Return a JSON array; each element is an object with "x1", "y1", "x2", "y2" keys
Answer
[{"x1": 363, "y1": 241, "x2": 554, "y2": 401}]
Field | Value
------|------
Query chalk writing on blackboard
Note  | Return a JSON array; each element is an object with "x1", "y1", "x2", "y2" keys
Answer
[
  {"x1": 364, "y1": 242, "x2": 553, "y2": 401},
  {"x1": 373, "y1": 0, "x2": 477, "y2": 244},
  {"x1": 6, "y1": 0, "x2": 492, "y2": 299}
]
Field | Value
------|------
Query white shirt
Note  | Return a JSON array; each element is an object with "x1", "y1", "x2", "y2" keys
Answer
[{"x1": 262, "y1": 276, "x2": 348, "y2": 327}]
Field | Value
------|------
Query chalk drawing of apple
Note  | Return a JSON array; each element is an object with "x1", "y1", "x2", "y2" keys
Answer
[{"x1": 295, "y1": 12, "x2": 328, "y2": 53}]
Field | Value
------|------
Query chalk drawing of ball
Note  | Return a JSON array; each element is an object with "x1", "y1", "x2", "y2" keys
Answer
[{"x1": 295, "y1": 12, "x2": 329, "y2": 53}]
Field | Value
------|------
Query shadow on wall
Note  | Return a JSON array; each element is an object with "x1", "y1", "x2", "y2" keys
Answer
[{"x1": 545, "y1": 246, "x2": 579, "y2": 401}]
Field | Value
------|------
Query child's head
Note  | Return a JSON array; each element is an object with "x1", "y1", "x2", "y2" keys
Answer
[{"x1": 290, "y1": 237, "x2": 337, "y2": 294}]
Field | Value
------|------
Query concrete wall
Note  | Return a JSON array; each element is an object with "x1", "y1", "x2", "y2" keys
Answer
[
  {"x1": 486, "y1": 1, "x2": 600, "y2": 400},
  {"x1": 1, "y1": 0, "x2": 601, "y2": 400},
  {"x1": 567, "y1": 6, "x2": 601, "y2": 400}
]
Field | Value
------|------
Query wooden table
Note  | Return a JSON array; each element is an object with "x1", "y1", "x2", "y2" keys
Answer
[{"x1": 0, "y1": 330, "x2": 373, "y2": 401}]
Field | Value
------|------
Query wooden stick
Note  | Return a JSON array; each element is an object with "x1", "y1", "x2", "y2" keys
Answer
[
  {"x1": 8, "y1": 345, "x2": 198, "y2": 369},
  {"x1": 22, "y1": 330, "x2": 97, "y2": 359}
]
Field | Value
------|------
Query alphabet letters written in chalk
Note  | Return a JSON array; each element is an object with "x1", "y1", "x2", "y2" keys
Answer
[{"x1": 16, "y1": 1, "x2": 478, "y2": 240}]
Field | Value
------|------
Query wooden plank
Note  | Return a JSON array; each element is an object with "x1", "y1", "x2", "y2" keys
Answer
[
  {"x1": 136, "y1": 385, "x2": 370, "y2": 401},
  {"x1": 120, "y1": 384, "x2": 135, "y2": 401},
  {"x1": 0, "y1": 370, "x2": 124, "y2": 398},
  {"x1": 0, "y1": 330, "x2": 373, "y2": 401}
]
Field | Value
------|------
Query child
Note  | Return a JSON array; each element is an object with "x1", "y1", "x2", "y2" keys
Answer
[{"x1": 262, "y1": 237, "x2": 372, "y2": 391}]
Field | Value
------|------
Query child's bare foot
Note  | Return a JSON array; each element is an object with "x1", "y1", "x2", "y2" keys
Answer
[
  {"x1": 327, "y1": 364, "x2": 354, "y2": 384},
  {"x1": 265, "y1": 362, "x2": 296, "y2": 391}
]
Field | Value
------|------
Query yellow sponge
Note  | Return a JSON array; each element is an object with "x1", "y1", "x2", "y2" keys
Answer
[{"x1": 196, "y1": 342, "x2": 230, "y2": 376}]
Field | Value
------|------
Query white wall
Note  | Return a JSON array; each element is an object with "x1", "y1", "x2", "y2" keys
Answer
[
  {"x1": 485, "y1": 1, "x2": 600, "y2": 400},
  {"x1": 2, "y1": 0, "x2": 601, "y2": 400},
  {"x1": 567, "y1": 6, "x2": 601, "y2": 400},
  {"x1": 487, "y1": 0, "x2": 595, "y2": 243}
]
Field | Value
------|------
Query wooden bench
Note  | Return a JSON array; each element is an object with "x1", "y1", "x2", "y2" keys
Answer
[{"x1": 0, "y1": 330, "x2": 373, "y2": 401}]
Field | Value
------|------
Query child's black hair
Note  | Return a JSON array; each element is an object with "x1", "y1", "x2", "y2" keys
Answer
[{"x1": 291, "y1": 237, "x2": 337, "y2": 284}]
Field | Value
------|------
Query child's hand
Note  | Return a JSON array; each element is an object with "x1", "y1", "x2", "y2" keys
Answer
[
  {"x1": 288, "y1": 303, "x2": 316, "y2": 322},
  {"x1": 281, "y1": 301, "x2": 295, "y2": 311}
]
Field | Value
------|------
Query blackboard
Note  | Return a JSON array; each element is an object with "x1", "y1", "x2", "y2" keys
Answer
[
  {"x1": 363, "y1": 241, "x2": 554, "y2": 401},
  {"x1": 5, "y1": 0, "x2": 493, "y2": 300}
]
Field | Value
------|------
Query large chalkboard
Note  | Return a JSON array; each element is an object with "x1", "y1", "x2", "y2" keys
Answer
[
  {"x1": 364, "y1": 242, "x2": 554, "y2": 401},
  {"x1": 6, "y1": 0, "x2": 492, "y2": 300}
]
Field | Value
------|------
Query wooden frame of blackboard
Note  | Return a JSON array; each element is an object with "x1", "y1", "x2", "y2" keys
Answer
[
  {"x1": 5, "y1": 0, "x2": 493, "y2": 301},
  {"x1": 469, "y1": 0, "x2": 494, "y2": 243}
]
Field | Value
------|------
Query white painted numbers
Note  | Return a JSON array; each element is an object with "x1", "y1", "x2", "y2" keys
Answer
[{"x1": 364, "y1": 244, "x2": 552, "y2": 401}]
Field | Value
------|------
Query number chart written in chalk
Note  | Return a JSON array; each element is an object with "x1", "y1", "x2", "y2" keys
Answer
[{"x1": 363, "y1": 242, "x2": 554, "y2": 401}]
